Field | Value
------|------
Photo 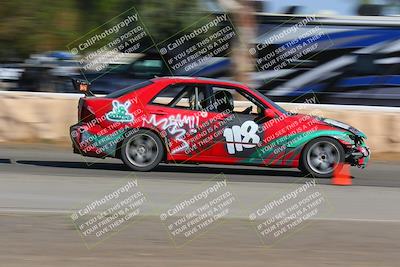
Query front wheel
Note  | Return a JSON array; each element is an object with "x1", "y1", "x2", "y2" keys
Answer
[
  {"x1": 121, "y1": 130, "x2": 164, "y2": 171},
  {"x1": 300, "y1": 137, "x2": 345, "y2": 178}
]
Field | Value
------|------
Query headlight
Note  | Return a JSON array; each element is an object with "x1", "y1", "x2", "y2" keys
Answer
[{"x1": 323, "y1": 118, "x2": 352, "y2": 130}]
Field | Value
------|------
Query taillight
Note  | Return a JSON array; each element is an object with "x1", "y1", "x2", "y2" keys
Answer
[
  {"x1": 78, "y1": 98, "x2": 95, "y2": 122},
  {"x1": 78, "y1": 98, "x2": 84, "y2": 120}
]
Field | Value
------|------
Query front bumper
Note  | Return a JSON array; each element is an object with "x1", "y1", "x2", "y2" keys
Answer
[{"x1": 347, "y1": 145, "x2": 370, "y2": 168}]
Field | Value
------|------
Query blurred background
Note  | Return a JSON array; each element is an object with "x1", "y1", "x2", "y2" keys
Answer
[
  {"x1": 1, "y1": 0, "x2": 399, "y2": 106},
  {"x1": 1, "y1": 3, "x2": 400, "y2": 267}
]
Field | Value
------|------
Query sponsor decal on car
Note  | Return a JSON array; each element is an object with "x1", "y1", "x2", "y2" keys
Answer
[
  {"x1": 106, "y1": 100, "x2": 134, "y2": 122},
  {"x1": 223, "y1": 121, "x2": 260, "y2": 154}
]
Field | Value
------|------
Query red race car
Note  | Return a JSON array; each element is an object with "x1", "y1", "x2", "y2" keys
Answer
[{"x1": 70, "y1": 77, "x2": 370, "y2": 178}]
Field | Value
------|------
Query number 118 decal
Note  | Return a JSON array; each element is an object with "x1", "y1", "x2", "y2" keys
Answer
[{"x1": 223, "y1": 121, "x2": 260, "y2": 154}]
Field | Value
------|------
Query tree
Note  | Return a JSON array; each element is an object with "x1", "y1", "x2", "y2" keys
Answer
[
  {"x1": 0, "y1": 0, "x2": 79, "y2": 60},
  {"x1": 0, "y1": 0, "x2": 202, "y2": 60},
  {"x1": 218, "y1": 0, "x2": 256, "y2": 84}
]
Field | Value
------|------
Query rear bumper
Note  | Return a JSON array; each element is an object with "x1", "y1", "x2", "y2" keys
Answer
[
  {"x1": 70, "y1": 121, "x2": 128, "y2": 158},
  {"x1": 70, "y1": 124, "x2": 82, "y2": 154},
  {"x1": 69, "y1": 123, "x2": 106, "y2": 158}
]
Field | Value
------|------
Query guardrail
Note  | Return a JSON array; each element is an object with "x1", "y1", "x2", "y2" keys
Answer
[{"x1": 1, "y1": 91, "x2": 399, "y2": 153}]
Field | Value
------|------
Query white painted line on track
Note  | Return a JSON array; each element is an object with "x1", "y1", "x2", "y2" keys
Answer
[{"x1": 1, "y1": 207, "x2": 400, "y2": 223}]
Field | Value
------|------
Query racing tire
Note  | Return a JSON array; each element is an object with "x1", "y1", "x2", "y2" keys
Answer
[
  {"x1": 300, "y1": 137, "x2": 345, "y2": 178},
  {"x1": 121, "y1": 129, "x2": 164, "y2": 171}
]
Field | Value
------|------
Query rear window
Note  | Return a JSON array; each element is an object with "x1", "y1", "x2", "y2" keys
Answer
[{"x1": 105, "y1": 80, "x2": 153, "y2": 98}]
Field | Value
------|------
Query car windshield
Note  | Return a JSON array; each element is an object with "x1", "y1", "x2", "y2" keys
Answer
[{"x1": 251, "y1": 89, "x2": 287, "y2": 114}]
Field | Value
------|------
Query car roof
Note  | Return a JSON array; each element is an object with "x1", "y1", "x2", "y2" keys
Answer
[{"x1": 152, "y1": 76, "x2": 247, "y2": 89}]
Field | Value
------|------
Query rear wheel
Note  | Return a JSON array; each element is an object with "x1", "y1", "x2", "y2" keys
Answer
[
  {"x1": 121, "y1": 130, "x2": 164, "y2": 171},
  {"x1": 300, "y1": 137, "x2": 345, "y2": 178}
]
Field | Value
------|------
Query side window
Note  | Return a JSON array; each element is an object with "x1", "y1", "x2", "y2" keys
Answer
[
  {"x1": 211, "y1": 86, "x2": 264, "y2": 115},
  {"x1": 151, "y1": 84, "x2": 206, "y2": 110},
  {"x1": 130, "y1": 59, "x2": 163, "y2": 77}
]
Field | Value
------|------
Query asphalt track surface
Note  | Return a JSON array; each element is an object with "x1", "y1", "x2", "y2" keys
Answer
[{"x1": 1, "y1": 146, "x2": 400, "y2": 266}]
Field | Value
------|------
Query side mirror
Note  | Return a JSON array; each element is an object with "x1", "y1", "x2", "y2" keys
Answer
[{"x1": 263, "y1": 109, "x2": 276, "y2": 119}]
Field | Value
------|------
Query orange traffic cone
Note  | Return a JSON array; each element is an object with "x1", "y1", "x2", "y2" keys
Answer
[{"x1": 332, "y1": 163, "x2": 352, "y2": 186}]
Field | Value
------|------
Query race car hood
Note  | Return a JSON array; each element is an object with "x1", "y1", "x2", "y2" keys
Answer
[{"x1": 317, "y1": 117, "x2": 367, "y2": 139}]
